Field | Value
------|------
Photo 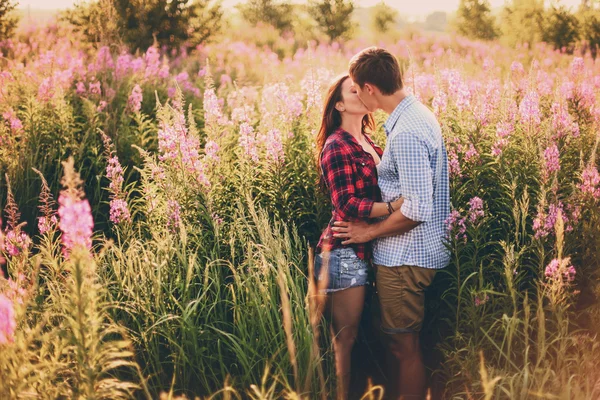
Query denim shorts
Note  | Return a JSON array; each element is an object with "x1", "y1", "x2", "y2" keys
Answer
[{"x1": 314, "y1": 247, "x2": 370, "y2": 293}]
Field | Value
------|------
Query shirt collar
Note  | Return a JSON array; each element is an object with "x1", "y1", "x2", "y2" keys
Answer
[{"x1": 383, "y1": 94, "x2": 416, "y2": 136}]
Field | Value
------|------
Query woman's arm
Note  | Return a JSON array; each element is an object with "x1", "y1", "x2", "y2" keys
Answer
[
  {"x1": 368, "y1": 197, "x2": 404, "y2": 218},
  {"x1": 321, "y1": 141, "x2": 404, "y2": 220}
]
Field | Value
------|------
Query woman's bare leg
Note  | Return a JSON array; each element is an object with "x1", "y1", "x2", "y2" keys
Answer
[{"x1": 325, "y1": 285, "x2": 366, "y2": 400}]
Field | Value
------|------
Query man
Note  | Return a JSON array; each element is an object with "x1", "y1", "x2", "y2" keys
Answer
[{"x1": 332, "y1": 47, "x2": 450, "y2": 400}]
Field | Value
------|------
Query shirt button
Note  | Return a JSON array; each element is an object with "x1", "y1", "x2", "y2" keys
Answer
[{"x1": 361, "y1": 162, "x2": 365, "y2": 166}]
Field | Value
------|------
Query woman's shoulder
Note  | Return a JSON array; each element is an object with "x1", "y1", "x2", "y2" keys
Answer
[{"x1": 323, "y1": 128, "x2": 351, "y2": 151}]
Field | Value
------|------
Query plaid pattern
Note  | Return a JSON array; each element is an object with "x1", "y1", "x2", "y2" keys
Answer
[
  {"x1": 374, "y1": 95, "x2": 451, "y2": 269},
  {"x1": 317, "y1": 128, "x2": 384, "y2": 260}
]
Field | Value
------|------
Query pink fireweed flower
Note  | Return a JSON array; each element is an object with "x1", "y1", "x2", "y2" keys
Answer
[
  {"x1": 519, "y1": 90, "x2": 541, "y2": 126},
  {"x1": 4, "y1": 231, "x2": 32, "y2": 257},
  {"x1": 510, "y1": 61, "x2": 524, "y2": 75},
  {"x1": 265, "y1": 128, "x2": 285, "y2": 164},
  {"x1": 109, "y1": 198, "x2": 131, "y2": 224},
  {"x1": 38, "y1": 215, "x2": 58, "y2": 235},
  {"x1": 95, "y1": 46, "x2": 114, "y2": 71},
  {"x1": 447, "y1": 148, "x2": 462, "y2": 179},
  {"x1": 239, "y1": 122, "x2": 259, "y2": 162},
  {"x1": 544, "y1": 144, "x2": 560, "y2": 176},
  {"x1": 560, "y1": 81, "x2": 575, "y2": 100},
  {"x1": 204, "y1": 140, "x2": 220, "y2": 162},
  {"x1": 534, "y1": 202, "x2": 571, "y2": 239},
  {"x1": 569, "y1": 57, "x2": 585, "y2": 79},
  {"x1": 496, "y1": 121, "x2": 514, "y2": 139},
  {"x1": 231, "y1": 106, "x2": 254, "y2": 124},
  {"x1": 432, "y1": 91, "x2": 448, "y2": 115},
  {"x1": 38, "y1": 77, "x2": 54, "y2": 102},
  {"x1": 144, "y1": 47, "x2": 161, "y2": 78},
  {"x1": 492, "y1": 139, "x2": 509, "y2": 156},
  {"x1": 106, "y1": 156, "x2": 124, "y2": 193},
  {"x1": 203, "y1": 87, "x2": 223, "y2": 126},
  {"x1": 0, "y1": 294, "x2": 16, "y2": 344},
  {"x1": 444, "y1": 209, "x2": 467, "y2": 240},
  {"x1": 75, "y1": 81, "x2": 86, "y2": 95},
  {"x1": 88, "y1": 81, "x2": 101, "y2": 96},
  {"x1": 551, "y1": 102, "x2": 579, "y2": 139},
  {"x1": 468, "y1": 197, "x2": 484, "y2": 223},
  {"x1": 115, "y1": 53, "x2": 132, "y2": 80},
  {"x1": 464, "y1": 143, "x2": 479, "y2": 164},
  {"x1": 545, "y1": 258, "x2": 576, "y2": 282},
  {"x1": 158, "y1": 64, "x2": 170, "y2": 79},
  {"x1": 97, "y1": 101, "x2": 107, "y2": 113},
  {"x1": 2, "y1": 108, "x2": 23, "y2": 133},
  {"x1": 167, "y1": 200, "x2": 181, "y2": 232},
  {"x1": 579, "y1": 165, "x2": 600, "y2": 199},
  {"x1": 128, "y1": 84, "x2": 143, "y2": 113},
  {"x1": 58, "y1": 193, "x2": 94, "y2": 255}
]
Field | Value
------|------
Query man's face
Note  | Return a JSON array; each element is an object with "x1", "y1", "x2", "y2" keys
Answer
[{"x1": 352, "y1": 82, "x2": 377, "y2": 112}]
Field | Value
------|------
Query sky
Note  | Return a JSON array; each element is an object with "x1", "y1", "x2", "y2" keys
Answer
[{"x1": 16, "y1": 0, "x2": 584, "y2": 18}]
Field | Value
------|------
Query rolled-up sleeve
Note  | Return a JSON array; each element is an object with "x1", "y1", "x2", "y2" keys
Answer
[
  {"x1": 390, "y1": 132, "x2": 433, "y2": 222},
  {"x1": 321, "y1": 142, "x2": 375, "y2": 220}
]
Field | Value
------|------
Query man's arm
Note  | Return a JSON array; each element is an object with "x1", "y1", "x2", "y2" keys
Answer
[{"x1": 333, "y1": 131, "x2": 433, "y2": 244}]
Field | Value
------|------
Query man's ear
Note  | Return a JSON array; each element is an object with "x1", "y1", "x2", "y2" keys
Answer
[{"x1": 364, "y1": 83, "x2": 375, "y2": 96}]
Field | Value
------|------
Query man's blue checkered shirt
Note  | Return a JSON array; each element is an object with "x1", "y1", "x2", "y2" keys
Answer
[{"x1": 373, "y1": 94, "x2": 451, "y2": 270}]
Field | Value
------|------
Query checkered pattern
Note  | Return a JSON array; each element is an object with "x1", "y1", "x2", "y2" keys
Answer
[
  {"x1": 374, "y1": 95, "x2": 451, "y2": 269},
  {"x1": 316, "y1": 128, "x2": 384, "y2": 260}
]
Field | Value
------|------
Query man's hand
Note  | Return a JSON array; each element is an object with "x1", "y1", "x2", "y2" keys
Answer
[{"x1": 332, "y1": 220, "x2": 374, "y2": 245}]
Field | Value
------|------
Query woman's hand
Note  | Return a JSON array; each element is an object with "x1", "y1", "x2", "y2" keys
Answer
[{"x1": 391, "y1": 197, "x2": 404, "y2": 212}]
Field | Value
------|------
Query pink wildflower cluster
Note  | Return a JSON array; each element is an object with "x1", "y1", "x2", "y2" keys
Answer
[
  {"x1": 102, "y1": 134, "x2": 131, "y2": 225},
  {"x1": 127, "y1": 84, "x2": 143, "y2": 113},
  {"x1": 157, "y1": 106, "x2": 211, "y2": 188},
  {"x1": 0, "y1": 294, "x2": 15, "y2": 344},
  {"x1": 57, "y1": 158, "x2": 94, "y2": 256},
  {"x1": 533, "y1": 202, "x2": 578, "y2": 239},
  {"x1": 58, "y1": 193, "x2": 94, "y2": 255},
  {"x1": 551, "y1": 102, "x2": 579, "y2": 139},
  {"x1": 519, "y1": 90, "x2": 541, "y2": 126},
  {"x1": 265, "y1": 128, "x2": 285, "y2": 164},
  {"x1": 545, "y1": 257, "x2": 576, "y2": 283},
  {"x1": 167, "y1": 200, "x2": 181, "y2": 233},
  {"x1": 445, "y1": 197, "x2": 485, "y2": 241},
  {"x1": 2, "y1": 108, "x2": 23, "y2": 133},
  {"x1": 238, "y1": 123, "x2": 259, "y2": 162},
  {"x1": 492, "y1": 121, "x2": 514, "y2": 157},
  {"x1": 579, "y1": 165, "x2": 600, "y2": 200},
  {"x1": 543, "y1": 144, "x2": 561, "y2": 178}
]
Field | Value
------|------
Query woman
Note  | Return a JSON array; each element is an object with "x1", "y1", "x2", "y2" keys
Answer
[{"x1": 314, "y1": 75, "x2": 403, "y2": 399}]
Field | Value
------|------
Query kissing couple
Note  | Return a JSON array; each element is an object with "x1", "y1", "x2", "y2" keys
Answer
[{"x1": 313, "y1": 47, "x2": 450, "y2": 400}]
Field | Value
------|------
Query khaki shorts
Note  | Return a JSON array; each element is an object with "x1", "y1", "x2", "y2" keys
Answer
[{"x1": 374, "y1": 264, "x2": 437, "y2": 334}]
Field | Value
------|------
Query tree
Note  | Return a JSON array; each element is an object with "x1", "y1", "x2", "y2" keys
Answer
[
  {"x1": 543, "y1": 5, "x2": 579, "y2": 52},
  {"x1": 0, "y1": 0, "x2": 19, "y2": 42},
  {"x1": 238, "y1": 0, "x2": 293, "y2": 32},
  {"x1": 500, "y1": 0, "x2": 545, "y2": 47},
  {"x1": 455, "y1": 0, "x2": 498, "y2": 40},
  {"x1": 424, "y1": 11, "x2": 448, "y2": 32},
  {"x1": 309, "y1": 0, "x2": 355, "y2": 41},
  {"x1": 370, "y1": 1, "x2": 397, "y2": 34},
  {"x1": 64, "y1": 0, "x2": 223, "y2": 52},
  {"x1": 579, "y1": 0, "x2": 600, "y2": 58}
]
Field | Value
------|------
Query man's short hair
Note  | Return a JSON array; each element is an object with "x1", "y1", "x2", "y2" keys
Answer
[{"x1": 349, "y1": 47, "x2": 403, "y2": 95}]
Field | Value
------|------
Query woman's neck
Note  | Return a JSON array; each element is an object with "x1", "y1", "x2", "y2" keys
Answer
[{"x1": 340, "y1": 117, "x2": 364, "y2": 142}]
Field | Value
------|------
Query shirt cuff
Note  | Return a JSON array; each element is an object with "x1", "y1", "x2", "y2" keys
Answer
[
  {"x1": 356, "y1": 198, "x2": 375, "y2": 219},
  {"x1": 400, "y1": 193, "x2": 431, "y2": 222}
]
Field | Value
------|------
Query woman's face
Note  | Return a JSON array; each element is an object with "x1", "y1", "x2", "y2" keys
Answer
[{"x1": 337, "y1": 78, "x2": 369, "y2": 116}]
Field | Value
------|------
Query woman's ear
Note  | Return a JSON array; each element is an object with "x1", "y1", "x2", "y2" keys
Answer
[{"x1": 335, "y1": 101, "x2": 346, "y2": 112}]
